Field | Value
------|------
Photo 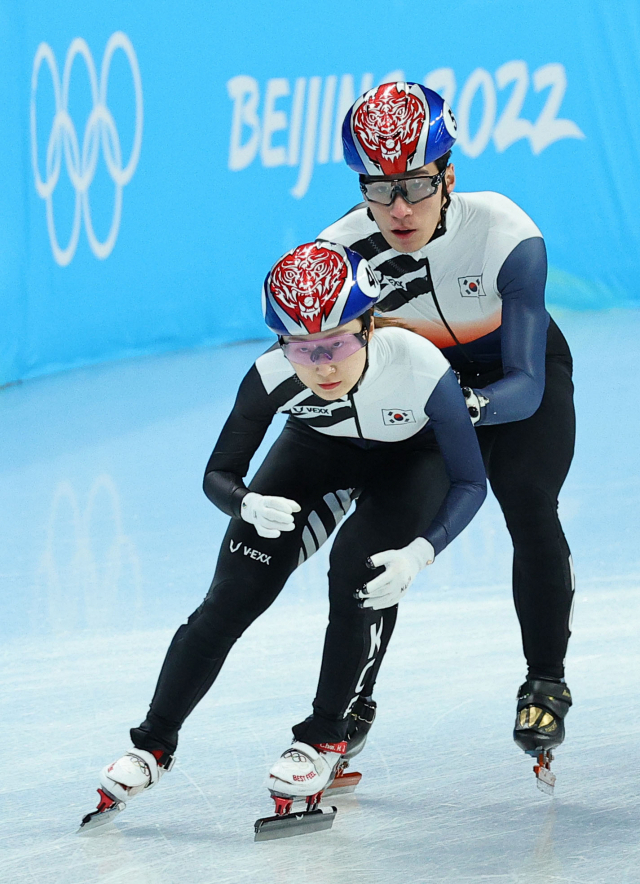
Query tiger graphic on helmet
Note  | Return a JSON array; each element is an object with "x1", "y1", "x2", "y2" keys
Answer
[
  {"x1": 263, "y1": 242, "x2": 380, "y2": 336},
  {"x1": 269, "y1": 243, "x2": 349, "y2": 334},
  {"x1": 342, "y1": 81, "x2": 457, "y2": 176},
  {"x1": 352, "y1": 83, "x2": 426, "y2": 175}
]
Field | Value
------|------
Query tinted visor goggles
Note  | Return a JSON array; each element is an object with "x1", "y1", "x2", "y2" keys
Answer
[
  {"x1": 359, "y1": 169, "x2": 446, "y2": 205},
  {"x1": 280, "y1": 330, "x2": 368, "y2": 366}
]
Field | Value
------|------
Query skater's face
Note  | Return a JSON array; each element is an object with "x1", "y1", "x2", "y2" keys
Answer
[
  {"x1": 283, "y1": 317, "x2": 373, "y2": 401},
  {"x1": 363, "y1": 161, "x2": 456, "y2": 253}
]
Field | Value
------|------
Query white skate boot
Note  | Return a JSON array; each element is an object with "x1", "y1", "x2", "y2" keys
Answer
[
  {"x1": 78, "y1": 748, "x2": 174, "y2": 832},
  {"x1": 254, "y1": 741, "x2": 345, "y2": 841}
]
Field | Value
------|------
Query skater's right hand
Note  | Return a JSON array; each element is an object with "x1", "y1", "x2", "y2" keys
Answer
[
  {"x1": 241, "y1": 491, "x2": 301, "y2": 538},
  {"x1": 356, "y1": 537, "x2": 435, "y2": 610}
]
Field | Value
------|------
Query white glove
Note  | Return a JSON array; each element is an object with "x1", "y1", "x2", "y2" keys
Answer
[
  {"x1": 355, "y1": 537, "x2": 435, "y2": 610},
  {"x1": 240, "y1": 491, "x2": 301, "y2": 538},
  {"x1": 461, "y1": 387, "x2": 489, "y2": 425}
]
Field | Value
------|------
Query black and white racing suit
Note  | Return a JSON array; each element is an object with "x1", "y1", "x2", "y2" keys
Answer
[
  {"x1": 319, "y1": 190, "x2": 575, "y2": 681},
  {"x1": 132, "y1": 328, "x2": 486, "y2": 752}
]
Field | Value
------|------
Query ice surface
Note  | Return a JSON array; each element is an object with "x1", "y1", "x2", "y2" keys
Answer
[{"x1": 1, "y1": 312, "x2": 639, "y2": 884}]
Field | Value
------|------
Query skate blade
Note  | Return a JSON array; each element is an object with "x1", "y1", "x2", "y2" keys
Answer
[
  {"x1": 254, "y1": 806, "x2": 337, "y2": 842},
  {"x1": 327, "y1": 771, "x2": 362, "y2": 795},
  {"x1": 77, "y1": 802, "x2": 125, "y2": 833},
  {"x1": 535, "y1": 766, "x2": 556, "y2": 796},
  {"x1": 531, "y1": 749, "x2": 556, "y2": 797}
]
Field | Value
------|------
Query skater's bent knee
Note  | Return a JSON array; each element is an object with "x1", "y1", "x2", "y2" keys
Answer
[{"x1": 190, "y1": 580, "x2": 275, "y2": 643}]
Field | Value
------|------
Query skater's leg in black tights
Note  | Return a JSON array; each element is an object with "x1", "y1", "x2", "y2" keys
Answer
[
  {"x1": 293, "y1": 444, "x2": 449, "y2": 745},
  {"x1": 132, "y1": 426, "x2": 357, "y2": 754},
  {"x1": 477, "y1": 358, "x2": 575, "y2": 680},
  {"x1": 132, "y1": 518, "x2": 300, "y2": 755}
]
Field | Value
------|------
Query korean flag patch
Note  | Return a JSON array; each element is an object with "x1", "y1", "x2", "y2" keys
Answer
[
  {"x1": 383, "y1": 409, "x2": 415, "y2": 426},
  {"x1": 458, "y1": 275, "x2": 485, "y2": 297}
]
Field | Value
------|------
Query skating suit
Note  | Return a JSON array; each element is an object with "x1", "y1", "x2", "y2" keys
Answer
[
  {"x1": 132, "y1": 328, "x2": 486, "y2": 753},
  {"x1": 318, "y1": 191, "x2": 575, "y2": 679}
]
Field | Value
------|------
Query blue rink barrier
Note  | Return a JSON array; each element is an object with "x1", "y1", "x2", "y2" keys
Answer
[{"x1": 0, "y1": 0, "x2": 639, "y2": 384}]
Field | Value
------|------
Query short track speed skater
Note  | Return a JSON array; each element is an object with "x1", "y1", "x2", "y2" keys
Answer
[{"x1": 513, "y1": 678, "x2": 572, "y2": 795}]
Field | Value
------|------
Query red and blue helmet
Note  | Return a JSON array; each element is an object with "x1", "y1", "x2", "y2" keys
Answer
[
  {"x1": 342, "y1": 81, "x2": 457, "y2": 176},
  {"x1": 262, "y1": 241, "x2": 380, "y2": 336}
]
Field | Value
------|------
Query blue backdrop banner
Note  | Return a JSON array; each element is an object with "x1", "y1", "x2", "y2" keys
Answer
[{"x1": 1, "y1": 0, "x2": 639, "y2": 384}]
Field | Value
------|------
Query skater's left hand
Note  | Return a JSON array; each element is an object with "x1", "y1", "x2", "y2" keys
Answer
[
  {"x1": 356, "y1": 537, "x2": 435, "y2": 610},
  {"x1": 461, "y1": 386, "x2": 490, "y2": 425}
]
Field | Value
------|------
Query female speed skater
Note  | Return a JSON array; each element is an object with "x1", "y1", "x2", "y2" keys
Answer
[
  {"x1": 317, "y1": 81, "x2": 575, "y2": 777},
  {"x1": 81, "y1": 241, "x2": 486, "y2": 838}
]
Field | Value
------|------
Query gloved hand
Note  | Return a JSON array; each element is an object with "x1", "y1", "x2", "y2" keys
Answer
[
  {"x1": 240, "y1": 492, "x2": 301, "y2": 538},
  {"x1": 355, "y1": 537, "x2": 435, "y2": 610},
  {"x1": 461, "y1": 387, "x2": 489, "y2": 425}
]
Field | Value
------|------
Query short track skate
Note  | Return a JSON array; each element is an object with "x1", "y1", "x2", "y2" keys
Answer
[
  {"x1": 513, "y1": 679, "x2": 572, "y2": 796},
  {"x1": 78, "y1": 747, "x2": 174, "y2": 833},
  {"x1": 255, "y1": 742, "x2": 345, "y2": 841}
]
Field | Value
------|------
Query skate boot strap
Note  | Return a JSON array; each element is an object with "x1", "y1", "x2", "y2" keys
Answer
[
  {"x1": 348, "y1": 698, "x2": 377, "y2": 725},
  {"x1": 149, "y1": 748, "x2": 176, "y2": 772},
  {"x1": 516, "y1": 679, "x2": 572, "y2": 720}
]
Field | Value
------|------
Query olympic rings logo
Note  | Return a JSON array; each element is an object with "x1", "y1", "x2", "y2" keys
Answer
[
  {"x1": 30, "y1": 32, "x2": 143, "y2": 266},
  {"x1": 37, "y1": 475, "x2": 142, "y2": 632}
]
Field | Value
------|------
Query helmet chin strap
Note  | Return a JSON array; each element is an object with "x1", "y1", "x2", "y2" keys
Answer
[{"x1": 439, "y1": 176, "x2": 452, "y2": 223}]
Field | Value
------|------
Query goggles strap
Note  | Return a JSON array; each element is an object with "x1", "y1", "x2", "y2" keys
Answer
[
  {"x1": 428, "y1": 165, "x2": 451, "y2": 243},
  {"x1": 354, "y1": 322, "x2": 370, "y2": 389}
]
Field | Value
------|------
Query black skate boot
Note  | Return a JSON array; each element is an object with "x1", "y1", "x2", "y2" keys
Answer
[
  {"x1": 513, "y1": 678, "x2": 572, "y2": 795},
  {"x1": 514, "y1": 679, "x2": 572, "y2": 753},
  {"x1": 328, "y1": 697, "x2": 377, "y2": 795}
]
